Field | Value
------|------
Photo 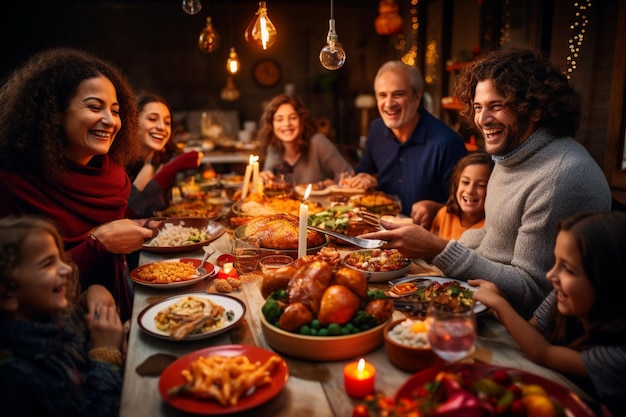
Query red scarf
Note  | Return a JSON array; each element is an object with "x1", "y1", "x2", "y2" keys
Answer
[{"x1": 0, "y1": 156, "x2": 133, "y2": 320}]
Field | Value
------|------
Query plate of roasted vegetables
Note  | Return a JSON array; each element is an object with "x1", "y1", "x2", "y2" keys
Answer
[
  {"x1": 389, "y1": 364, "x2": 594, "y2": 417},
  {"x1": 387, "y1": 276, "x2": 487, "y2": 314}
]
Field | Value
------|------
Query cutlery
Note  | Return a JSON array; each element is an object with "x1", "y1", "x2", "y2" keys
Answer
[
  {"x1": 195, "y1": 245, "x2": 215, "y2": 276},
  {"x1": 307, "y1": 226, "x2": 384, "y2": 249}
]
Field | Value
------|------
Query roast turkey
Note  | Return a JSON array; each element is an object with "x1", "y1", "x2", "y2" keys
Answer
[{"x1": 239, "y1": 213, "x2": 326, "y2": 250}]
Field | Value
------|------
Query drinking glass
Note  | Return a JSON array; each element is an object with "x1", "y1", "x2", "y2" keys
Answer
[
  {"x1": 232, "y1": 237, "x2": 261, "y2": 277},
  {"x1": 426, "y1": 296, "x2": 477, "y2": 362}
]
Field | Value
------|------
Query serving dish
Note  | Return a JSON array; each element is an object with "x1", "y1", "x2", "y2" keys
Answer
[
  {"x1": 384, "y1": 318, "x2": 442, "y2": 372},
  {"x1": 137, "y1": 293, "x2": 246, "y2": 341},
  {"x1": 350, "y1": 192, "x2": 402, "y2": 215},
  {"x1": 129, "y1": 258, "x2": 214, "y2": 289},
  {"x1": 158, "y1": 344, "x2": 288, "y2": 415},
  {"x1": 388, "y1": 276, "x2": 487, "y2": 315},
  {"x1": 157, "y1": 201, "x2": 222, "y2": 219},
  {"x1": 260, "y1": 314, "x2": 389, "y2": 361},
  {"x1": 233, "y1": 223, "x2": 328, "y2": 259},
  {"x1": 142, "y1": 218, "x2": 225, "y2": 254},
  {"x1": 342, "y1": 249, "x2": 411, "y2": 282},
  {"x1": 294, "y1": 184, "x2": 331, "y2": 196},
  {"x1": 231, "y1": 197, "x2": 323, "y2": 217},
  {"x1": 394, "y1": 363, "x2": 595, "y2": 417}
]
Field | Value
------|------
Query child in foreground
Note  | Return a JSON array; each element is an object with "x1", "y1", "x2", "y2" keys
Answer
[
  {"x1": 0, "y1": 216, "x2": 125, "y2": 417},
  {"x1": 430, "y1": 152, "x2": 494, "y2": 240},
  {"x1": 470, "y1": 211, "x2": 626, "y2": 416}
]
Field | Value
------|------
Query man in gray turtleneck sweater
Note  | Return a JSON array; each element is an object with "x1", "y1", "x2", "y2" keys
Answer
[{"x1": 361, "y1": 48, "x2": 611, "y2": 319}]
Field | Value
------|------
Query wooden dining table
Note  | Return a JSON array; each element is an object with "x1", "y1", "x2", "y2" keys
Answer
[{"x1": 119, "y1": 231, "x2": 593, "y2": 417}]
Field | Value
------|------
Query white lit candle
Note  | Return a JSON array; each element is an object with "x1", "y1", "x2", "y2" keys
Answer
[
  {"x1": 251, "y1": 155, "x2": 261, "y2": 195},
  {"x1": 298, "y1": 184, "x2": 312, "y2": 259},
  {"x1": 240, "y1": 155, "x2": 254, "y2": 200}
]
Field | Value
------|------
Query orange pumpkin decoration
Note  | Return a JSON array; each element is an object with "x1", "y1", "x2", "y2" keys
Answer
[{"x1": 374, "y1": 0, "x2": 404, "y2": 36}]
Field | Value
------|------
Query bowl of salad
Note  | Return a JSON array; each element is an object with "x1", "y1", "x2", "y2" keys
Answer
[{"x1": 342, "y1": 249, "x2": 411, "y2": 282}]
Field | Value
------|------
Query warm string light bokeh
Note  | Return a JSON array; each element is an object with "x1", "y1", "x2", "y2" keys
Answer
[{"x1": 565, "y1": 1, "x2": 592, "y2": 80}]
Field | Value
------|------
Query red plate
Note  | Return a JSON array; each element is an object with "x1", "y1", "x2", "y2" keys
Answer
[
  {"x1": 395, "y1": 363, "x2": 594, "y2": 416},
  {"x1": 159, "y1": 344, "x2": 289, "y2": 414}
]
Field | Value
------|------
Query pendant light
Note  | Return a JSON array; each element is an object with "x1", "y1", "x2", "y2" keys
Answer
[
  {"x1": 182, "y1": 0, "x2": 202, "y2": 15},
  {"x1": 198, "y1": 17, "x2": 220, "y2": 53},
  {"x1": 244, "y1": 1, "x2": 277, "y2": 51},
  {"x1": 319, "y1": 0, "x2": 346, "y2": 70},
  {"x1": 226, "y1": 47, "x2": 241, "y2": 74}
]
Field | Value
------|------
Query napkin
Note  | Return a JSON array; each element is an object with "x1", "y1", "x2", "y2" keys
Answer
[{"x1": 135, "y1": 353, "x2": 178, "y2": 377}]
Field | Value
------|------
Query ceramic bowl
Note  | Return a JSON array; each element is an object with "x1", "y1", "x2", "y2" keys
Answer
[
  {"x1": 342, "y1": 249, "x2": 411, "y2": 283},
  {"x1": 384, "y1": 319, "x2": 443, "y2": 372},
  {"x1": 260, "y1": 314, "x2": 389, "y2": 361}
]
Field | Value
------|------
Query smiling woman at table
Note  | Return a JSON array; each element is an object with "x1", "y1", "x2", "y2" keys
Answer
[
  {"x1": 126, "y1": 92, "x2": 203, "y2": 218},
  {"x1": 0, "y1": 47, "x2": 155, "y2": 322},
  {"x1": 258, "y1": 94, "x2": 353, "y2": 186}
]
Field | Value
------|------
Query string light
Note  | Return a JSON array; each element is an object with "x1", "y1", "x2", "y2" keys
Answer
[
  {"x1": 499, "y1": 0, "x2": 511, "y2": 46},
  {"x1": 564, "y1": 1, "x2": 592, "y2": 80},
  {"x1": 400, "y1": 0, "x2": 418, "y2": 66}
]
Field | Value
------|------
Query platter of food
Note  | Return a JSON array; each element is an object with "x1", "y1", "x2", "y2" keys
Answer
[
  {"x1": 138, "y1": 293, "x2": 246, "y2": 341},
  {"x1": 307, "y1": 206, "x2": 381, "y2": 237},
  {"x1": 394, "y1": 363, "x2": 595, "y2": 417},
  {"x1": 231, "y1": 196, "x2": 323, "y2": 217},
  {"x1": 142, "y1": 218, "x2": 225, "y2": 254},
  {"x1": 129, "y1": 258, "x2": 214, "y2": 289},
  {"x1": 233, "y1": 214, "x2": 328, "y2": 257},
  {"x1": 159, "y1": 344, "x2": 289, "y2": 414},
  {"x1": 342, "y1": 249, "x2": 411, "y2": 282},
  {"x1": 387, "y1": 276, "x2": 487, "y2": 314},
  {"x1": 350, "y1": 192, "x2": 402, "y2": 215},
  {"x1": 157, "y1": 200, "x2": 221, "y2": 219},
  {"x1": 220, "y1": 174, "x2": 245, "y2": 188},
  {"x1": 295, "y1": 184, "x2": 331, "y2": 196}
]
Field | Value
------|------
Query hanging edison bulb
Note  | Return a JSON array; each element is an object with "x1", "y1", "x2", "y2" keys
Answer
[
  {"x1": 244, "y1": 1, "x2": 277, "y2": 50},
  {"x1": 220, "y1": 77, "x2": 241, "y2": 102},
  {"x1": 182, "y1": 0, "x2": 202, "y2": 15},
  {"x1": 198, "y1": 17, "x2": 220, "y2": 53},
  {"x1": 319, "y1": 0, "x2": 346, "y2": 70},
  {"x1": 226, "y1": 47, "x2": 241, "y2": 74}
]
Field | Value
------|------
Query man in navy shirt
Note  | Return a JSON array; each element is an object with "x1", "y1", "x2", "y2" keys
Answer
[{"x1": 346, "y1": 61, "x2": 466, "y2": 227}]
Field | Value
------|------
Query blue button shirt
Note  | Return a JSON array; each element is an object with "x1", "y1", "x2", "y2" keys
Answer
[{"x1": 355, "y1": 110, "x2": 467, "y2": 216}]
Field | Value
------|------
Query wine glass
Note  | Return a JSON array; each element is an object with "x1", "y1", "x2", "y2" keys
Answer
[
  {"x1": 426, "y1": 296, "x2": 477, "y2": 363},
  {"x1": 232, "y1": 237, "x2": 261, "y2": 278}
]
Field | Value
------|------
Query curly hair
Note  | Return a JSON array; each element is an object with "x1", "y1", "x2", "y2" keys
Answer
[
  {"x1": 444, "y1": 152, "x2": 494, "y2": 218},
  {"x1": 545, "y1": 211, "x2": 626, "y2": 347},
  {"x1": 454, "y1": 48, "x2": 582, "y2": 138},
  {"x1": 0, "y1": 47, "x2": 140, "y2": 181},
  {"x1": 257, "y1": 94, "x2": 317, "y2": 155},
  {"x1": 0, "y1": 216, "x2": 80, "y2": 303}
]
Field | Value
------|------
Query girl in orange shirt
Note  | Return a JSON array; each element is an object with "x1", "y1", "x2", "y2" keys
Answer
[{"x1": 430, "y1": 152, "x2": 494, "y2": 240}]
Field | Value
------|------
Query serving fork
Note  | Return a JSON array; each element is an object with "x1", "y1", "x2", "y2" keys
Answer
[
  {"x1": 307, "y1": 226, "x2": 384, "y2": 249},
  {"x1": 195, "y1": 244, "x2": 216, "y2": 276}
]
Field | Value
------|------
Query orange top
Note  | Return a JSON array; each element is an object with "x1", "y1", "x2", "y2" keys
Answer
[{"x1": 430, "y1": 206, "x2": 485, "y2": 240}]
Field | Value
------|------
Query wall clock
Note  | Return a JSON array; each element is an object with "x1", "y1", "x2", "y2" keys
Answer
[{"x1": 252, "y1": 59, "x2": 281, "y2": 87}]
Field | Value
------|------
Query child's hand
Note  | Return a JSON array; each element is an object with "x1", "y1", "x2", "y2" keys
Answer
[
  {"x1": 89, "y1": 305, "x2": 124, "y2": 351},
  {"x1": 468, "y1": 279, "x2": 508, "y2": 310}
]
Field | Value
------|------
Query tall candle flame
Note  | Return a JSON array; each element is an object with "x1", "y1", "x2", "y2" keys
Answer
[
  {"x1": 303, "y1": 183, "x2": 312, "y2": 202},
  {"x1": 248, "y1": 154, "x2": 255, "y2": 165}
]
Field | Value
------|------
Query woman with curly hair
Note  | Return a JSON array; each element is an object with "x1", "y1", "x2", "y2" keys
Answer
[
  {"x1": 360, "y1": 48, "x2": 610, "y2": 320},
  {"x1": 0, "y1": 47, "x2": 155, "y2": 321},
  {"x1": 258, "y1": 93, "x2": 352, "y2": 187}
]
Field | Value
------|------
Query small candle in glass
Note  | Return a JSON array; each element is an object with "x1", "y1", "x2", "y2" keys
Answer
[
  {"x1": 343, "y1": 358, "x2": 376, "y2": 398},
  {"x1": 217, "y1": 262, "x2": 239, "y2": 279}
]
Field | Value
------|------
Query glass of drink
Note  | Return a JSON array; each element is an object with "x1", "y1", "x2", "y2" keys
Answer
[
  {"x1": 426, "y1": 296, "x2": 477, "y2": 363},
  {"x1": 232, "y1": 237, "x2": 261, "y2": 277}
]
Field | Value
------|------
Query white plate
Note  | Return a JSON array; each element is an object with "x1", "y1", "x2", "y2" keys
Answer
[
  {"x1": 388, "y1": 275, "x2": 487, "y2": 314},
  {"x1": 129, "y1": 258, "x2": 214, "y2": 289},
  {"x1": 295, "y1": 184, "x2": 331, "y2": 196},
  {"x1": 138, "y1": 293, "x2": 246, "y2": 341}
]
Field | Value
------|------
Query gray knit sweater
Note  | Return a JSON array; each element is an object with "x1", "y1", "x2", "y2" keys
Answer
[{"x1": 433, "y1": 128, "x2": 611, "y2": 319}]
